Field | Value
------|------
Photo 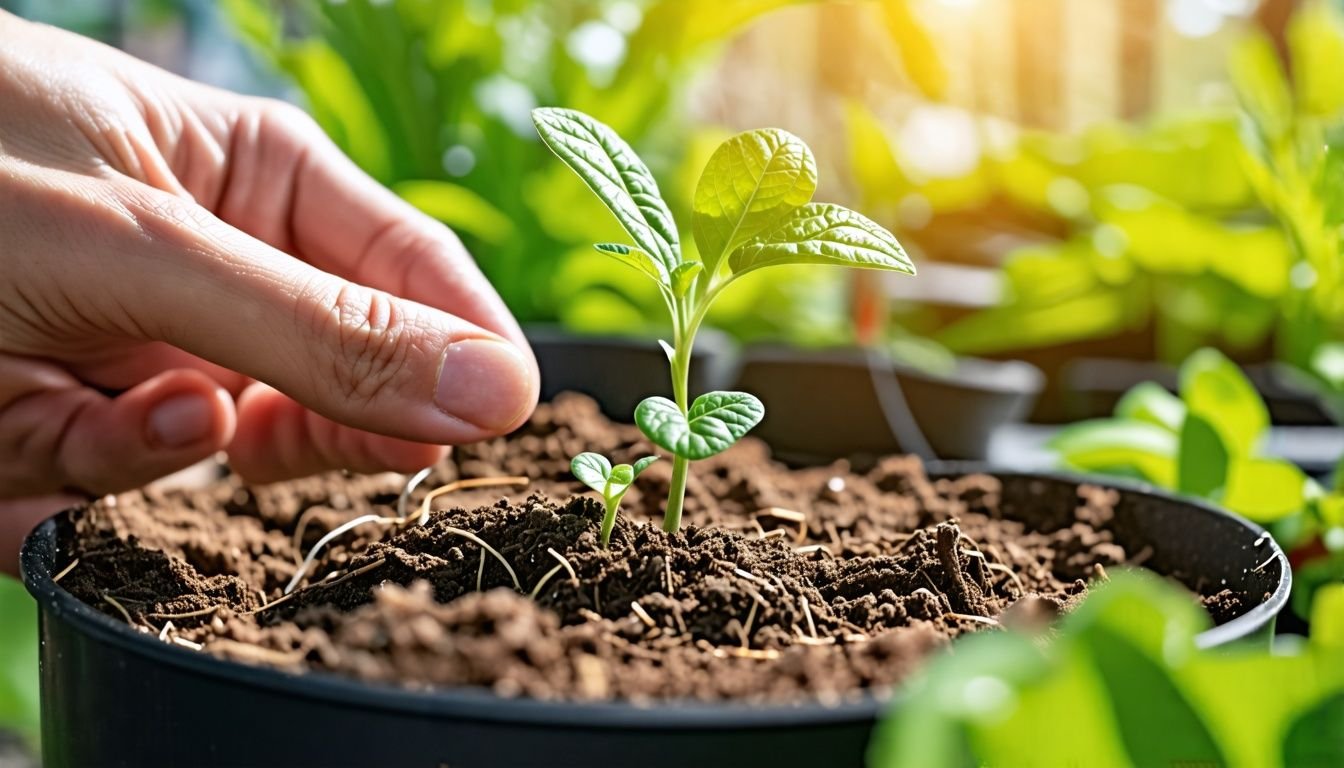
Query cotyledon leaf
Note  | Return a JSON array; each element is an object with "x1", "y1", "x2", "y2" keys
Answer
[
  {"x1": 532, "y1": 108, "x2": 680, "y2": 272},
  {"x1": 635, "y1": 392, "x2": 764, "y2": 460},
  {"x1": 728, "y1": 203, "x2": 914, "y2": 277},
  {"x1": 571, "y1": 452, "x2": 613, "y2": 493},
  {"x1": 692, "y1": 128, "x2": 817, "y2": 276}
]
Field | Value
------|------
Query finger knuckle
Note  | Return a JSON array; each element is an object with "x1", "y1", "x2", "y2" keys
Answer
[{"x1": 309, "y1": 282, "x2": 417, "y2": 405}]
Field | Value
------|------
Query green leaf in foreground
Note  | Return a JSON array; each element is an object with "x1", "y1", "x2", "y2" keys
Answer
[
  {"x1": 532, "y1": 107, "x2": 680, "y2": 272},
  {"x1": 1177, "y1": 413, "x2": 1229, "y2": 498},
  {"x1": 692, "y1": 127, "x2": 816, "y2": 275},
  {"x1": 635, "y1": 391, "x2": 764, "y2": 460},
  {"x1": 727, "y1": 203, "x2": 914, "y2": 277}
]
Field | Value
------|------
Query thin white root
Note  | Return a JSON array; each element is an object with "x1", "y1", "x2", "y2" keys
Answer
[
  {"x1": 158, "y1": 621, "x2": 175, "y2": 642},
  {"x1": 630, "y1": 601, "x2": 656, "y2": 628},
  {"x1": 54, "y1": 558, "x2": 80, "y2": 583},
  {"x1": 244, "y1": 591, "x2": 295, "y2": 616},
  {"x1": 476, "y1": 548, "x2": 487, "y2": 592},
  {"x1": 287, "y1": 474, "x2": 531, "y2": 594},
  {"x1": 445, "y1": 526, "x2": 521, "y2": 591},
  {"x1": 740, "y1": 601, "x2": 759, "y2": 648},
  {"x1": 528, "y1": 564, "x2": 565, "y2": 600},
  {"x1": 733, "y1": 568, "x2": 777, "y2": 593},
  {"x1": 800, "y1": 595, "x2": 818, "y2": 639},
  {"x1": 984, "y1": 562, "x2": 1026, "y2": 596},
  {"x1": 547, "y1": 547, "x2": 578, "y2": 582},
  {"x1": 147, "y1": 605, "x2": 220, "y2": 620},
  {"x1": 172, "y1": 637, "x2": 204, "y2": 651},
  {"x1": 946, "y1": 612, "x2": 1000, "y2": 626},
  {"x1": 285, "y1": 514, "x2": 388, "y2": 594},
  {"x1": 102, "y1": 593, "x2": 134, "y2": 625},
  {"x1": 415, "y1": 476, "x2": 530, "y2": 526},
  {"x1": 398, "y1": 467, "x2": 435, "y2": 520},
  {"x1": 1253, "y1": 554, "x2": 1277, "y2": 573}
]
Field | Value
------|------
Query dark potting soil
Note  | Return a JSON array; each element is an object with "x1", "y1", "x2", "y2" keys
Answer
[{"x1": 57, "y1": 394, "x2": 1218, "y2": 704}]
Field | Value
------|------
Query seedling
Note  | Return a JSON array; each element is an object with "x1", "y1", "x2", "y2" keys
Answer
[
  {"x1": 571, "y1": 453, "x2": 658, "y2": 547},
  {"x1": 535, "y1": 108, "x2": 915, "y2": 534}
]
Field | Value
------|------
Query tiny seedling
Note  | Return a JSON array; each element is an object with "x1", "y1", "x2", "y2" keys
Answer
[
  {"x1": 571, "y1": 453, "x2": 658, "y2": 547},
  {"x1": 535, "y1": 107, "x2": 914, "y2": 535}
]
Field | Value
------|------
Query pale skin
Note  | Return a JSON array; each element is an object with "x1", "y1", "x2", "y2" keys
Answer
[{"x1": 0, "y1": 12, "x2": 541, "y2": 574}]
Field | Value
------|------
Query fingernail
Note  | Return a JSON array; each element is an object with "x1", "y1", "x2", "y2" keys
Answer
[
  {"x1": 147, "y1": 394, "x2": 212, "y2": 449},
  {"x1": 434, "y1": 339, "x2": 534, "y2": 432}
]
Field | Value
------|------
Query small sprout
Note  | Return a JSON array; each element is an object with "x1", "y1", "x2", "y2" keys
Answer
[
  {"x1": 535, "y1": 107, "x2": 914, "y2": 534},
  {"x1": 571, "y1": 452, "x2": 659, "y2": 547}
]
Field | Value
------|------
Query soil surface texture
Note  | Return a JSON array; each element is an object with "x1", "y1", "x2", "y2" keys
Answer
[{"x1": 57, "y1": 394, "x2": 1217, "y2": 704}]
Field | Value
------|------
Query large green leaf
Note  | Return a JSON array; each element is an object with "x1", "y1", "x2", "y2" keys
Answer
[
  {"x1": 1115, "y1": 381, "x2": 1185, "y2": 432},
  {"x1": 1282, "y1": 693, "x2": 1344, "y2": 767},
  {"x1": 1178, "y1": 413, "x2": 1229, "y2": 498},
  {"x1": 1179, "y1": 348, "x2": 1269, "y2": 456},
  {"x1": 635, "y1": 392, "x2": 764, "y2": 460},
  {"x1": 1222, "y1": 458, "x2": 1309, "y2": 523},
  {"x1": 727, "y1": 203, "x2": 914, "y2": 277},
  {"x1": 1049, "y1": 420, "x2": 1178, "y2": 487},
  {"x1": 692, "y1": 128, "x2": 816, "y2": 275},
  {"x1": 532, "y1": 108, "x2": 680, "y2": 272}
]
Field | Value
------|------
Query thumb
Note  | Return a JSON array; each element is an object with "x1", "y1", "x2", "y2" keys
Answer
[{"x1": 83, "y1": 183, "x2": 539, "y2": 445}]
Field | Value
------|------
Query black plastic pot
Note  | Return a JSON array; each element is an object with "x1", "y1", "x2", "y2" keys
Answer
[
  {"x1": 21, "y1": 469, "x2": 1289, "y2": 768},
  {"x1": 526, "y1": 325, "x2": 736, "y2": 422},
  {"x1": 735, "y1": 344, "x2": 1044, "y2": 464}
]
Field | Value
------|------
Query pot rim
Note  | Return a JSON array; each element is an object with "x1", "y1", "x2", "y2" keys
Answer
[{"x1": 20, "y1": 466, "x2": 1289, "y2": 728}]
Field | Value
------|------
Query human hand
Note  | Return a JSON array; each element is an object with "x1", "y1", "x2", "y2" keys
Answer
[{"x1": 0, "y1": 12, "x2": 539, "y2": 571}]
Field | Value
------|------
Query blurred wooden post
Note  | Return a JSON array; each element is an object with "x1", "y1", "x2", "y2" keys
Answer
[
  {"x1": 1119, "y1": 0, "x2": 1158, "y2": 120},
  {"x1": 1014, "y1": 0, "x2": 1064, "y2": 129}
]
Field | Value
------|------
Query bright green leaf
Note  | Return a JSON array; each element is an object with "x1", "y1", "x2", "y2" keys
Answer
[
  {"x1": 394, "y1": 180, "x2": 514, "y2": 245},
  {"x1": 635, "y1": 391, "x2": 764, "y2": 460},
  {"x1": 632, "y1": 456, "x2": 659, "y2": 476},
  {"x1": 1282, "y1": 692, "x2": 1344, "y2": 767},
  {"x1": 692, "y1": 128, "x2": 816, "y2": 275},
  {"x1": 571, "y1": 452, "x2": 613, "y2": 493},
  {"x1": 1049, "y1": 420, "x2": 1178, "y2": 487},
  {"x1": 1180, "y1": 348, "x2": 1269, "y2": 456},
  {"x1": 1115, "y1": 382, "x2": 1186, "y2": 432},
  {"x1": 669, "y1": 262, "x2": 703, "y2": 297},
  {"x1": 593, "y1": 243, "x2": 669, "y2": 283},
  {"x1": 1223, "y1": 458, "x2": 1308, "y2": 522},
  {"x1": 1085, "y1": 627, "x2": 1227, "y2": 768},
  {"x1": 1178, "y1": 413, "x2": 1229, "y2": 498},
  {"x1": 532, "y1": 108, "x2": 680, "y2": 272},
  {"x1": 1311, "y1": 584, "x2": 1344, "y2": 649},
  {"x1": 607, "y1": 463, "x2": 635, "y2": 490},
  {"x1": 727, "y1": 203, "x2": 914, "y2": 277},
  {"x1": 1230, "y1": 34, "x2": 1294, "y2": 151}
]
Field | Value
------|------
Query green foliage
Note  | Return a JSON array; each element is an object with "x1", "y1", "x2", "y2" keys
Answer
[
  {"x1": 692, "y1": 128, "x2": 818, "y2": 277},
  {"x1": 571, "y1": 452, "x2": 657, "y2": 547},
  {"x1": 223, "y1": 0, "x2": 813, "y2": 326},
  {"x1": 0, "y1": 576, "x2": 38, "y2": 747},
  {"x1": 1051, "y1": 348, "x2": 1310, "y2": 525},
  {"x1": 538, "y1": 109, "x2": 912, "y2": 533},
  {"x1": 869, "y1": 574, "x2": 1344, "y2": 768}
]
